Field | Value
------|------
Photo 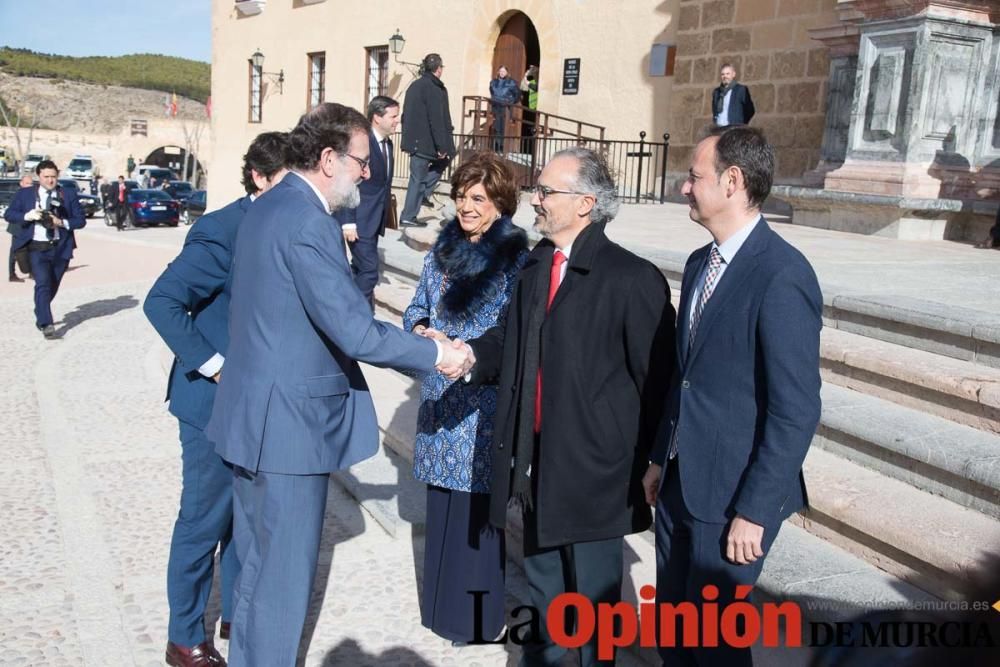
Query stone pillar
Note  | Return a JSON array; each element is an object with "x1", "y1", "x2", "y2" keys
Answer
[
  {"x1": 803, "y1": 1, "x2": 864, "y2": 186},
  {"x1": 822, "y1": 1, "x2": 997, "y2": 199}
]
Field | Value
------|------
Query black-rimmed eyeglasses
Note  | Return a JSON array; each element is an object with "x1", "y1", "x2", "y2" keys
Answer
[{"x1": 342, "y1": 153, "x2": 371, "y2": 172}]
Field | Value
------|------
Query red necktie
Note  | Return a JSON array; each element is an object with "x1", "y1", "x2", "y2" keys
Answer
[
  {"x1": 119, "y1": 184, "x2": 125, "y2": 203},
  {"x1": 535, "y1": 250, "x2": 566, "y2": 433}
]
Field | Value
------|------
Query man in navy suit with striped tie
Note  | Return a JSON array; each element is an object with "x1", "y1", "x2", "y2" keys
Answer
[{"x1": 340, "y1": 95, "x2": 399, "y2": 307}]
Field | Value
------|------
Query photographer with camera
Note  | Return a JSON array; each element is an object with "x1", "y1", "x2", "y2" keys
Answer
[{"x1": 4, "y1": 160, "x2": 86, "y2": 339}]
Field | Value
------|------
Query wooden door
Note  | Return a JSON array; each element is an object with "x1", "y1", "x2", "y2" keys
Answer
[{"x1": 492, "y1": 14, "x2": 528, "y2": 142}]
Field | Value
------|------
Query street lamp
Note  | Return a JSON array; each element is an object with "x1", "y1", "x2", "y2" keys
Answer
[
  {"x1": 387, "y1": 29, "x2": 421, "y2": 70},
  {"x1": 249, "y1": 49, "x2": 284, "y2": 95}
]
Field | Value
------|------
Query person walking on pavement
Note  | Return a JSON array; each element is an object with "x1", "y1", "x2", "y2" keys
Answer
[
  {"x1": 144, "y1": 131, "x2": 290, "y2": 667},
  {"x1": 112, "y1": 175, "x2": 132, "y2": 231},
  {"x1": 489, "y1": 65, "x2": 520, "y2": 153},
  {"x1": 399, "y1": 53, "x2": 455, "y2": 228},
  {"x1": 4, "y1": 160, "x2": 86, "y2": 338}
]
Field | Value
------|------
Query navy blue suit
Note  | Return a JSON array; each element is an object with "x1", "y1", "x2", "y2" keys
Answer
[
  {"x1": 4, "y1": 184, "x2": 85, "y2": 328},
  {"x1": 712, "y1": 83, "x2": 755, "y2": 125},
  {"x1": 652, "y1": 219, "x2": 822, "y2": 667},
  {"x1": 143, "y1": 195, "x2": 251, "y2": 646},
  {"x1": 205, "y1": 173, "x2": 437, "y2": 665},
  {"x1": 339, "y1": 130, "x2": 393, "y2": 305}
]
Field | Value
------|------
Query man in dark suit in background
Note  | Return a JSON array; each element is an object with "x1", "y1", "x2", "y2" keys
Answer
[
  {"x1": 712, "y1": 63, "x2": 755, "y2": 126},
  {"x1": 144, "y1": 131, "x2": 289, "y2": 667},
  {"x1": 399, "y1": 53, "x2": 455, "y2": 228},
  {"x1": 644, "y1": 125, "x2": 822, "y2": 667},
  {"x1": 4, "y1": 160, "x2": 86, "y2": 338},
  {"x1": 468, "y1": 147, "x2": 675, "y2": 666},
  {"x1": 110, "y1": 175, "x2": 132, "y2": 231},
  {"x1": 205, "y1": 103, "x2": 472, "y2": 666},
  {"x1": 340, "y1": 95, "x2": 399, "y2": 307}
]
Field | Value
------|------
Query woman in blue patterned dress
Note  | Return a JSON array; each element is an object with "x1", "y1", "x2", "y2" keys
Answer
[{"x1": 403, "y1": 152, "x2": 528, "y2": 644}]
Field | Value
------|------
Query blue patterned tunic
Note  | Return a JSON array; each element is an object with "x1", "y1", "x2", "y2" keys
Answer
[{"x1": 403, "y1": 218, "x2": 527, "y2": 493}]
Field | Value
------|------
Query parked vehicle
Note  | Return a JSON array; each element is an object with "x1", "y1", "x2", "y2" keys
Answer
[
  {"x1": 164, "y1": 180, "x2": 195, "y2": 202},
  {"x1": 66, "y1": 155, "x2": 97, "y2": 182},
  {"x1": 0, "y1": 177, "x2": 25, "y2": 216},
  {"x1": 127, "y1": 189, "x2": 180, "y2": 227},
  {"x1": 22, "y1": 153, "x2": 49, "y2": 174},
  {"x1": 135, "y1": 164, "x2": 178, "y2": 185},
  {"x1": 180, "y1": 189, "x2": 207, "y2": 225},
  {"x1": 58, "y1": 179, "x2": 100, "y2": 217}
]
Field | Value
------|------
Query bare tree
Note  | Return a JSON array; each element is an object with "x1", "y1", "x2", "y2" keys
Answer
[
  {"x1": 180, "y1": 119, "x2": 206, "y2": 186},
  {"x1": 0, "y1": 97, "x2": 40, "y2": 169}
]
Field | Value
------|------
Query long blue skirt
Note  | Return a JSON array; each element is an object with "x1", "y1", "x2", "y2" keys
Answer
[{"x1": 420, "y1": 485, "x2": 506, "y2": 642}]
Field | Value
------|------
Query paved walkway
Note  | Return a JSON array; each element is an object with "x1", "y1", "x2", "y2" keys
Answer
[{"x1": 2, "y1": 203, "x2": 996, "y2": 665}]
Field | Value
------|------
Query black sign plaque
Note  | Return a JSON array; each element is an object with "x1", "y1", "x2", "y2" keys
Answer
[{"x1": 562, "y1": 58, "x2": 580, "y2": 95}]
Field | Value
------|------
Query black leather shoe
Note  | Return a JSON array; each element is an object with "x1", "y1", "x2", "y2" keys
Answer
[
  {"x1": 165, "y1": 640, "x2": 226, "y2": 666},
  {"x1": 8, "y1": 275, "x2": 23, "y2": 282},
  {"x1": 399, "y1": 219, "x2": 428, "y2": 228},
  {"x1": 219, "y1": 621, "x2": 230, "y2": 640},
  {"x1": 41, "y1": 325, "x2": 57, "y2": 339}
]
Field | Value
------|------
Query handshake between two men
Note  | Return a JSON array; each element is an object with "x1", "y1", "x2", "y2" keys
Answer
[{"x1": 417, "y1": 324, "x2": 476, "y2": 380}]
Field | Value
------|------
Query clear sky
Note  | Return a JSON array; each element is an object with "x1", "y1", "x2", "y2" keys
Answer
[{"x1": 0, "y1": 0, "x2": 210, "y2": 63}]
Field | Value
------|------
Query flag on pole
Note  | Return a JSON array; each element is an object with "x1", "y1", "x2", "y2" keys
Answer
[
  {"x1": 171, "y1": 92, "x2": 178, "y2": 117},
  {"x1": 164, "y1": 93, "x2": 171, "y2": 117},
  {"x1": 205, "y1": 95, "x2": 212, "y2": 119}
]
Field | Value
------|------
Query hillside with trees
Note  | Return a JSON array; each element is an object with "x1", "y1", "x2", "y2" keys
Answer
[{"x1": 0, "y1": 48, "x2": 210, "y2": 102}]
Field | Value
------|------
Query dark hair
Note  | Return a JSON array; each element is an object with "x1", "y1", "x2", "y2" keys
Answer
[
  {"x1": 35, "y1": 159, "x2": 58, "y2": 175},
  {"x1": 720, "y1": 62, "x2": 735, "y2": 72},
  {"x1": 367, "y1": 95, "x2": 399, "y2": 121},
  {"x1": 449, "y1": 152, "x2": 518, "y2": 217},
  {"x1": 241, "y1": 131, "x2": 289, "y2": 195},
  {"x1": 118, "y1": 175, "x2": 124, "y2": 180},
  {"x1": 286, "y1": 102, "x2": 370, "y2": 171},
  {"x1": 421, "y1": 53, "x2": 443, "y2": 74},
  {"x1": 708, "y1": 125, "x2": 774, "y2": 209}
]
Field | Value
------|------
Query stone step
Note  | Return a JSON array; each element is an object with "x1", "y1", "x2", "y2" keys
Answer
[
  {"x1": 359, "y1": 360, "x2": 936, "y2": 662},
  {"x1": 797, "y1": 446, "x2": 1000, "y2": 600},
  {"x1": 817, "y1": 384, "x2": 1000, "y2": 520},
  {"x1": 821, "y1": 327, "x2": 1000, "y2": 433}
]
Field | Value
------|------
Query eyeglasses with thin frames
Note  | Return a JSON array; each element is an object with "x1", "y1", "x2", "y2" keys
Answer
[
  {"x1": 342, "y1": 153, "x2": 371, "y2": 172},
  {"x1": 531, "y1": 184, "x2": 591, "y2": 201}
]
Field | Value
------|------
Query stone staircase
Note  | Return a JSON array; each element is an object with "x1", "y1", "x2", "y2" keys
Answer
[{"x1": 356, "y1": 208, "x2": 1000, "y2": 659}]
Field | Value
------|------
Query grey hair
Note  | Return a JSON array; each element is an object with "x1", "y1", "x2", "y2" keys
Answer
[{"x1": 552, "y1": 147, "x2": 620, "y2": 224}]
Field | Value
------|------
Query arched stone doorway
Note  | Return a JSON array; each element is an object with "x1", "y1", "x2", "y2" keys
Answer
[
  {"x1": 492, "y1": 12, "x2": 540, "y2": 149},
  {"x1": 143, "y1": 145, "x2": 205, "y2": 188}
]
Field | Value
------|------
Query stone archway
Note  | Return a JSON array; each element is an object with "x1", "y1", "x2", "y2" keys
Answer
[
  {"x1": 143, "y1": 145, "x2": 205, "y2": 187},
  {"x1": 492, "y1": 12, "x2": 540, "y2": 144}
]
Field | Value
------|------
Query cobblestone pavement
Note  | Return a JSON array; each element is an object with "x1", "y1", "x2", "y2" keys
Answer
[{"x1": 0, "y1": 223, "x2": 521, "y2": 666}]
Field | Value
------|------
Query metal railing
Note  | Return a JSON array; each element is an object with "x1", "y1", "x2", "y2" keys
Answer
[
  {"x1": 390, "y1": 131, "x2": 671, "y2": 204},
  {"x1": 460, "y1": 95, "x2": 606, "y2": 142}
]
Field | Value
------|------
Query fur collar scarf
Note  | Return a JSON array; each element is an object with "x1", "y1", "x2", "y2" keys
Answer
[{"x1": 432, "y1": 216, "x2": 528, "y2": 319}]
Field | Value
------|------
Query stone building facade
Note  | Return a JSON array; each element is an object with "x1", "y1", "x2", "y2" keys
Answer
[{"x1": 209, "y1": 0, "x2": 851, "y2": 204}]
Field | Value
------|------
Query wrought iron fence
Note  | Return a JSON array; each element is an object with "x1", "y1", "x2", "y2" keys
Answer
[{"x1": 390, "y1": 131, "x2": 671, "y2": 204}]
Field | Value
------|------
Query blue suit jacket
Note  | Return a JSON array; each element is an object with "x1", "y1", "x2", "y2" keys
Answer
[
  {"x1": 4, "y1": 184, "x2": 86, "y2": 259},
  {"x1": 337, "y1": 131, "x2": 393, "y2": 238},
  {"x1": 653, "y1": 219, "x2": 822, "y2": 527},
  {"x1": 205, "y1": 173, "x2": 438, "y2": 474},
  {"x1": 143, "y1": 196, "x2": 252, "y2": 430},
  {"x1": 712, "y1": 82, "x2": 755, "y2": 125}
]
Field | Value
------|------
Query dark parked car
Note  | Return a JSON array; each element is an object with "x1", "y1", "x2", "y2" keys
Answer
[
  {"x1": 180, "y1": 189, "x2": 207, "y2": 225},
  {"x1": 58, "y1": 179, "x2": 100, "y2": 218},
  {"x1": 0, "y1": 177, "x2": 25, "y2": 216},
  {"x1": 164, "y1": 180, "x2": 195, "y2": 202},
  {"x1": 127, "y1": 189, "x2": 180, "y2": 227}
]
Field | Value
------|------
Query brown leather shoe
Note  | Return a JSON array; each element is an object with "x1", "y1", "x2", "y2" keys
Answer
[
  {"x1": 219, "y1": 621, "x2": 230, "y2": 640},
  {"x1": 165, "y1": 641, "x2": 226, "y2": 666}
]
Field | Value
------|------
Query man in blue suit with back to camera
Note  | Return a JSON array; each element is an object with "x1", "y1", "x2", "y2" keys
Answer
[
  {"x1": 144, "y1": 131, "x2": 290, "y2": 667},
  {"x1": 340, "y1": 95, "x2": 399, "y2": 308},
  {"x1": 205, "y1": 102, "x2": 474, "y2": 667},
  {"x1": 4, "y1": 159, "x2": 85, "y2": 338},
  {"x1": 643, "y1": 125, "x2": 822, "y2": 667}
]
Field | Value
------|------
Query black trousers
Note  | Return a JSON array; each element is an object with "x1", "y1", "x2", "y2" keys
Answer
[
  {"x1": 521, "y1": 510, "x2": 623, "y2": 667},
  {"x1": 655, "y1": 459, "x2": 781, "y2": 667},
  {"x1": 9, "y1": 238, "x2": 29, "y2": 278}
]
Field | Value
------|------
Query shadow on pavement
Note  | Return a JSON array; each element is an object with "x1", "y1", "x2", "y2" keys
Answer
[
  {"x1": 53, "y1": 294, "x2": 139, "y2": 337},
  {"x1": 319, "y1": 638, "x2": 435, "y2": 666}
]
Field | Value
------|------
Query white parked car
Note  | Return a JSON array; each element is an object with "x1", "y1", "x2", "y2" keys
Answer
[
  {"x1": 67, "y1": 155, "x2": 96, "y2": 181},
  {"x1": 22, "y1": 153, "x2": 49, "y2": 174}
]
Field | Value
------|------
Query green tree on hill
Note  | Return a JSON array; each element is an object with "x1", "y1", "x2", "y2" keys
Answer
[{"x1": 0, "y1": 47, "x2": 210, "y2": 102}]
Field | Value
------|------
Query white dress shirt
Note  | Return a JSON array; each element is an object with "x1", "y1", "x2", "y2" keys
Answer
[
  {"x1": 32, "y1": 188, "x2": 66, "y2": 242},
  {"x1": 686, "y1": 215, "x2": 761, "y2": 332},
  {"x1": 715, "y1": 88, "x2": 733, "y2": 127}
]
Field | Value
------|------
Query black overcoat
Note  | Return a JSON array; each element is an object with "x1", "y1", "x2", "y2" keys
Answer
[{"x1": 469, "y1": 222, "x2": 676, "y2": 548}]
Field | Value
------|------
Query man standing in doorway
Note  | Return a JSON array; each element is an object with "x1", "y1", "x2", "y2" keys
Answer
[
  {"x1": 712, "y1": 63, "x2": 755, "y2": 126},
  {"x1": 400, "y1": 53, "x2": 455, "y2": 228},
  {"x1": 489, "y1": 65, "x2": 520, "y2": 153},
  {"x1": 340, "y1": 95, "x2": 399, "y2": 307}
]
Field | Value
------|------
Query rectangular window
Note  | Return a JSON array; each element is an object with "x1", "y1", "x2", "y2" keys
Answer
[
  {"x1": 249, "y1": 61, "x2": 262, "y2": 123},
  {"x1": 365, "y1": 46, "x2": 389, "y2": 108},
  {"x1": 308, "y1": 51, "x2": 326, "y2": 110}
]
